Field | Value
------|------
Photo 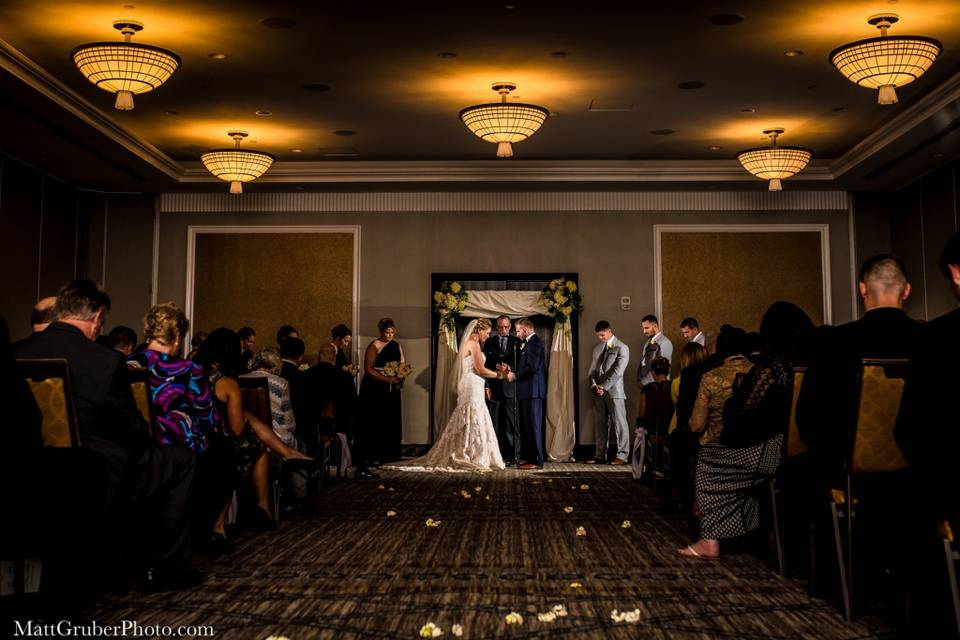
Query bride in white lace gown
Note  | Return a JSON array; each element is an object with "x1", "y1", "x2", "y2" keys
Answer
[{"x1": 387, "y1": 318, "x2": 506, "y2": 472}]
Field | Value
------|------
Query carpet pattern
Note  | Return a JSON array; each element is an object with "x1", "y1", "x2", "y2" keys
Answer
[{"x1": 87, "y1": 464, "x2": 894, "y2": 639}]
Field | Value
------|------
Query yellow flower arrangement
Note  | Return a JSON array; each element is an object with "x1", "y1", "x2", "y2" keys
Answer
[
  {"x1": 563, "y1": 506, "x2": 574, "y2": 513},
  {"x1": 575, "y1": 526, "x2": 587, "y2": 537},
  {"x1": 540, "y1": 277, "x2": 583, "y2": 320},
  {"x1": 434, "y1": 281, "x2": 469, "y2": 332},
  {"x1": 504, "y1": 612, "x2": 524, "y2": 626},
  {"x1": 419, "y1": 622, "x2": 443, "y2": 638},
  {"x1": 621, "y1": 520, "x2": 632, "y2": 529}
]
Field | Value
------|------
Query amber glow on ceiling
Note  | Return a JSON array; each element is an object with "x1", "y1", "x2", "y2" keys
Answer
[
  {"x1": 770, "y1": 1, "x2": 958, "y2": 42},
  {"x1": 155, "y1": 119, "x2": 308, "y2": 151}
]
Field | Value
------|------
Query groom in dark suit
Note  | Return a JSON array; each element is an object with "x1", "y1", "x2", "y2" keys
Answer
[
  {"x1": 503, "y1": 317, "x2": 546, "y2": 470},
  {"x1": 483, "y1": 315, "x2": 521, "y2": 465}
]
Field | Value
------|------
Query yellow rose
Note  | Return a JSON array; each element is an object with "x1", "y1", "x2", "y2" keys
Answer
[
  {"x1": 562, "y1": 306, "x2": 573, "y2": 315},
  {"x1": 434, "y1": 291, "x2": 443, "y2": 303},
  {"x1": 550, "y1": 278, "x2": 563, "y2": 290},
  {"x1": 450, "y1": 281, "x2": 462, "y2": 293},
  {"x1": 566, "y1": 281, "x2": 577, "y2": 292}
]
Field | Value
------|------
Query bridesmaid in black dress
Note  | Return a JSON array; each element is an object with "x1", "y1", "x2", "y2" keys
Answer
[{"x1": 359, "y1": 318, "x2": 404, "y2": 467}]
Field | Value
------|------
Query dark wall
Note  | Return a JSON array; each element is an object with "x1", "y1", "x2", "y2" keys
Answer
[
  {"x1": 0, "y1": 152, "x2": 156, "y2": 342},
  {"x1": 853, "y1": 159, "x2": 959, "y2": 321},
  {"x1": 0, "y1": 154, "x2": 82, "y2": 340},
  {"x1": 895, "y1": 160, "x2": 959, "y2": 320}
]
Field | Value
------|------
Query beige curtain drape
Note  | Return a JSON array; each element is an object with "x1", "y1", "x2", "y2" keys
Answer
[
  {"x1": 432, "y1": 290, "x2": 576, "y2": 461},
  {"x1": 545, "y1": 317, "x2": 575, "y2": 461},
  {"x1": 432, "y1": 322, "x2": 459, "y2": 440}
]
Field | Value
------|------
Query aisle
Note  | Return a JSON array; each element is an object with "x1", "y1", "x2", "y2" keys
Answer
[{"x1": 88, "y1": 464, "x2": 893, "y2": 639}]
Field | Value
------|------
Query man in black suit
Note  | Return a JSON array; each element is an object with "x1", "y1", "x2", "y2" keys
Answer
[
  {"x1": 894, "y1": 232, "x2": 960, "y2": 635},
  {"x1": 503, "y1": 317, "x2": 546, "y2": 469},
  {"x1": 279, "y1": 336, "x2": 307, "y2": 425},
  {"x1": 13, "y1": 280, "x2": 197, "y2": 592},
  {"x1": 483, "y1": 315, "x2": 521, "y2": 466},
  {"x1": 797, "y1": 254, "x2": 922, "y2": 479},
  {"x1": 896, "y1": 232, "x2": 960, "y2": 523}
]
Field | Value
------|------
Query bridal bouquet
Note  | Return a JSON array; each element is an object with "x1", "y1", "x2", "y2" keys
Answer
[
  {"x1": 381, "y1": 361, "x2": 413, "y2": 389},
  {"x1": 541, "y1": 277, "x2": 583, "y2": 319},
  {"x1": 433, "y1": 281, "x2": 468, "y2": 332},
  {"x1": 342, "y1": 363, "x2": 360, "y2": 377}
]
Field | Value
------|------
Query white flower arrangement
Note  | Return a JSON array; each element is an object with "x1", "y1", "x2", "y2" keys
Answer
[
  {"x1": 563, "y1": 506, "x2": 574, "y2": 513},
  {"x1": 610, "y1": 609, "x2": 641, "y2": 623},
  {"x1": 450, "y1": 624, "x2": 463, "y2": 637},
  {"x1": 621, "y1": 520, "x2": 632, "y2": 529},
  {"x1": 419, "y1": 622, "x2": 443, "y2": 638},
  {"x1": 425, "y1": 518, "x2": 442, "y2": 528},
  {"x1": 575, "y1": 526, "x2": 587, "y2": 537},
  {"x1": 342, "y1": 363, "x2": 360, "y2": 376}
]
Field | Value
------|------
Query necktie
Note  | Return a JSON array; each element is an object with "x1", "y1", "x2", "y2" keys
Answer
[
  {"x1": 594, "y1": 344, "x2": 607, "y2": 374},
  {"x1": 500, "y1": 336, "x2": 506, "y2": 352}
]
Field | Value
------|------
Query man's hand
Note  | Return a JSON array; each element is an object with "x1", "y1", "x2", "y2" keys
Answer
[
  {"x1": 506, "y1": 372, "x2": 516, "y2": 383},
  {"x1": 485, "y1": 388, "x2": 493, "y2": 401}
]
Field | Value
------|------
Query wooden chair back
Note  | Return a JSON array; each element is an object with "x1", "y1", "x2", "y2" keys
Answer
[
  {"x1": 127, "y1": 367, "x2": 156, "y2": 437},
  {"x1": 18, "y1": 358, "x2": 80, "y2": 448},
  {"x1": 850, "y1": 359, "x2": 909, "y2": 474},
  {"x1": 239, "y1": 375, "x2": 272, "y2": 425},
  {"x1": 786, "y1": 368, "x2": 807, "y2": 458}
]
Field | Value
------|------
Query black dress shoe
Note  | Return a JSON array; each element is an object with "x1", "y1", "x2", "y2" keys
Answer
[
  {"x1": 356, "y1": 468, "x2": 380, "y2": 480},
  {"x1": 207, "y1": 532, "x2": 235, "y2": 556},
  {"x1": 137, "y1": 567, "x2": 203, "y2": 594},
  {"x1": 249, "y1": 506, "x2": 278, "y2": 532}
]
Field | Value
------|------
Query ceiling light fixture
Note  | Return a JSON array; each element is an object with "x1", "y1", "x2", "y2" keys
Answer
[
  {"x1": 201, "y1": 131, "x2": 275, "y2": 194},
  {"x1": 72, "y1": 20, "x2": 180, "y2": 110},
  {"x1": 736, "y1": 128, "x2": 811, "y2": 191},
  {"x1": 460, "y1": 82, "x2": 548, "y2": 158},
  {"x1": 783, "y1": 50, "x2": 804, "y2": 57},
  {"x1": 208, "y1": 52, "x2": 227, "y2": 60},
  {"x1": 830, "y1": 14, "x2": 941, "y2": 105}
]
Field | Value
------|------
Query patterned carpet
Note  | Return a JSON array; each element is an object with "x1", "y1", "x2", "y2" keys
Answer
[{"x1": 87, "y1": 463, "x2": 895, "y2": 639}]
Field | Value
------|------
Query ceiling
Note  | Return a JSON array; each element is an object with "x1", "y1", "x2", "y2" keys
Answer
[{"x1": 0, "y1": 0, "x2": 959, "y2": 192}]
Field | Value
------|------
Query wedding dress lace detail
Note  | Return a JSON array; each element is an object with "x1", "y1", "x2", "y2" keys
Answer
[{"x1": 388, "y1": 356, "x2": 505, "y2": 472}]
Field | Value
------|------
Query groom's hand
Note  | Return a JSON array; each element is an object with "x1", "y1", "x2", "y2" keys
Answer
[{"x1": 506, "y1": 372, "x2": 516, "y2": 383}]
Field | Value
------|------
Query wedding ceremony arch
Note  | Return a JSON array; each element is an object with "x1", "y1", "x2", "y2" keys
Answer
[{"x1": 431, "y1": 275, "x2": 580, "y2": 462}]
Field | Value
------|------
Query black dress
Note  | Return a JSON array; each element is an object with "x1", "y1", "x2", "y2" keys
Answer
[{"x1": 359, "y1": 340, "x2": 403, "y2": 464}]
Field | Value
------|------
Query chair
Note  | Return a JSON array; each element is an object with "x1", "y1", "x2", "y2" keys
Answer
[
  {"x1": 127, "y1": 368, "x2": 156, "y2": 437},
  {"x1": 830, "y1": 358, "x2": 909, "y2": 621},
  {"x1": 939, "y1": 520, "x2": 960, "y2": 636},
  {"x1": 769, "y1": 366, "x2": 806, "y2": 576},
  {"x1": 637, "y1": 380, "x2": 673, "y2": 493},
  {"x1": 18, "y1": 358, "x2": 80, "y2": 448},
  {"x1": 238, "y1": 376, "x2": 282, "y2": 522}
]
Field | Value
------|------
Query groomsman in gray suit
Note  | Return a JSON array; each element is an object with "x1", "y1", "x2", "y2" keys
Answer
[{"x1": 587, "y1": 320, "x2": 631, "y2": 464}]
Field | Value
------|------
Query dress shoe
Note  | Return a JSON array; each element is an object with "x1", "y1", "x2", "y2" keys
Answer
[
  {"x1": 584, "y1": 459, "x2": 602, "y2": 465},
  {"x1": 137, "y1": 566, "x2": 203, "y2": 594},
  {"x1": 356, "y1": 468, "x2": 380, "y2": 480},
  {"x1": 249, "y1": 506, "x2": 278, "y2": 532},
  {"x1": 207, "y1": 532, "x2": 235, "y2": 556},
  {"x1": 610, "y1": 458, "x2": 628, "y2": 465},
  {"x1": 504, "y1": 460, "x2": 517, "y2": 467},
  {"x1": 518, "y1": 463, "x2": 541, "y2": 470}
]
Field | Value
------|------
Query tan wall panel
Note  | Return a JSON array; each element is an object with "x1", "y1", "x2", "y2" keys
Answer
[
  {"x1": 192, "y1": 232, "x2": 354, "y2": 361},
  {"x1": 660, "y1": 231, "x2": 825, "y2": 351}
]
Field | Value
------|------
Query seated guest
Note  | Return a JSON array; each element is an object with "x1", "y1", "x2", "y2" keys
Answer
[
  {"x1": 679, "y1": 302, "x2": 813, "y2": 558},
  {"x1": 107, "y1": 325, "x2": 138, "y2": 356},
  {"x1": 797, "y1": 254, "x2": 921, "y2": 486},
  {"x1": 688, "y1": 326, "x2": 752, "y2": 446},
  {"x1": 279, "y1": 336, "x2": 306, "y2": 381},
  {"x1": 895, "y1": 233, "x2": 960, "y2": 634},
  {"x1": 240, "y1": 349, "x2": 298, "y2": 449},
  {"x1": 330, "y1": 324, "x2": 353, "y2": 369},
  {"x1": 276, "y1": 324, "x2": 299, "y2": 347},
  {"x1": 638, "y1": 356, "x2": 672, "y2": 434},
  {"x1": 194, "y1": 329, "x2": 311, "y2": 534},
  {"x1": 29, "y1": 296, "x2": 57, "y2": 334},
  {"x1": 237, "y1": 327, "x2": 255, "y2": 373},
  {"x1": 14, "y1": 280, "x2": 197, "y2": 592},
  {"x1": 126, "y1": 304, "x2": 237, "y2": 555},
  {"x1": 664, "y1": 342, "x2": 706, "y2": 511},
  {"x1": 680, "y1": 317, "x2": 705, "y2": 346},
  {"x1": 187, "y1": 330, "x2": 208, "y2": 361}
]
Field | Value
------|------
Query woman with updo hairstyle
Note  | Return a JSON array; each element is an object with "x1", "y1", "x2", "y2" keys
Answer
[
  {"x1": 357, "y1": 317, "x2": 405, "y2": 471},
  {"x1": 127, "y1": 303, "x2": 235, "y2": 552}
]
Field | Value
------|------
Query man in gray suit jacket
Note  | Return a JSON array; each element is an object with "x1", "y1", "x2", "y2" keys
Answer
[{"x1": 588, "y1": 320, "x2": 631, "y2": 464}]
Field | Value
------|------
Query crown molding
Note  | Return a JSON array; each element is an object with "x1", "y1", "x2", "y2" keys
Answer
[
  {"x1": 0, "y1": 37, "x2": 183, "y2": 180},
  {"x1": 179, "y1": 159, "x2": 835, "y2": 183},
  {"x1": 828, "y1": 69, "x2": 960, "y2": 179}
]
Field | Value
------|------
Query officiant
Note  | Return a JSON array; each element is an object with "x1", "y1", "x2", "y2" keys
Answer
[{"x1": 483, "y1": 315, "x2": 521, "y2": 466}]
